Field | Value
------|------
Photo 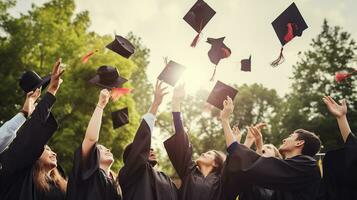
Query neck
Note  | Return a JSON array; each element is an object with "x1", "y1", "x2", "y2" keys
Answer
[
  {"x1": 198, "y1": 164, "x2": 213, "y2": 177},
  {"x1": 100, "y1": 163, "x2": 111, "y2": 176},
  {"x1": 283, "y1": 149, "x2": 302, "y2": 159}
]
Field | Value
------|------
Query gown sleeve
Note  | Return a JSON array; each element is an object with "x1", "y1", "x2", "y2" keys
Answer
[
  {"x1": 0, "y1": 92, "x2": 58, "y2": 177},
  {"x1": 225, "y1": 142, "x2": 320, "y2": 191},
  {"x1": 164, "y1": 112, "x2": 195, "y2": 180},
  {"x1": 119, "y1": 116, "x2": 152, "y2": 187}
]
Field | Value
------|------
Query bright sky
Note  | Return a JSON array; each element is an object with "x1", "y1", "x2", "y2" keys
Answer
[{"x1": 10, "y1": 0, "x2": 357, "y2": 97}]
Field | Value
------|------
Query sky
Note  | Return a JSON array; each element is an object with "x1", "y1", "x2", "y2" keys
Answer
[{"x1": 9, "y1": 0, "x2": 357, "y2": 97}]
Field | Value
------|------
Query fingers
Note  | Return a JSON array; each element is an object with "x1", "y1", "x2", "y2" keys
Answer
[
  {"x1": 52, "y1": 58, "x2": 62, "y2": 75},
  {"x1": 26, "y1": 91, "x2": 34, "y2": 97}
]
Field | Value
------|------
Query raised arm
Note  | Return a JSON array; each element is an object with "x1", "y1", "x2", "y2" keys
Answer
[
  {"x1": 0, "y1": 89, "x2": 40, "y2": 153},
  {"x1": 0, "y1": 58, "x2": 63, "y2": 176},
  {"x1": 120, "y1": 80, "x2": 168, "y2": 185},
  {"x1": 81, "y1": 89, "x2": 110, "y2": 161},
  {"x1": 164, "y1": 84, "x2": 196, "y2": 179},
  {"x1": 323, "y1": 96, "x2": 351, "y2": 142},
  {"x1": 220, "y1": 96, "x2": 236, "y2": 147}
]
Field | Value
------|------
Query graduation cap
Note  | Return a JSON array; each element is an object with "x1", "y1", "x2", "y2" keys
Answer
[
  {"x1": 207, "y1": 37, "x2": 231, "y2": 81},
  {"x1": 111, "y1": 107, "x2": 129, "y2": 129},
  {"x1": 89, "y1": 66, "x2": 128, "y2": 89},
  {"x1": 241, "y1": 55, "x2": 252, "y2": 72},
  {"x1": 19, "y1": 70, "x2": 51, "y2": 93},
  {"x1": 184, "y1": 0, "x2": 216, "y2": 47},
  {"x1": 106, "y1": 35, "x2": 135, "y2": 58},
  {"x1": 207, "y1": 80, "x2": 238, "y2": 110},
  {"x1": 271, "y1": 2, "x2": 308, "y2": 67},
  {"x1": 157, "y1": 60, "x2": 186, "y2": 87}
]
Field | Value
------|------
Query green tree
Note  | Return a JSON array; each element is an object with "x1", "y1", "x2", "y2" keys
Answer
[
  {"x1": 0, "y1": 0, "x2": 151, "y2": 172},
  {"x1": 276, "y1": 20, "x2": 357, "y2": 150}
]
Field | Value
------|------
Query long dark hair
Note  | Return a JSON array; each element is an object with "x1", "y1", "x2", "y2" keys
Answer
[
  {"x1": 211, "y1": 150, "x2": 226, "y2": 174},
  {"x1": 33, "y1": 152, "x2": 67, "y2": 193}
]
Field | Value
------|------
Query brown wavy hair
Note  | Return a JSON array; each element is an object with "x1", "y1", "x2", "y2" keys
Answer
[
  {"x1": 211, "y1": 150, "x2": 226, "y2": 174},
  {"x1": 33, "y1": 151, "x2": 67, "y2": 193}
]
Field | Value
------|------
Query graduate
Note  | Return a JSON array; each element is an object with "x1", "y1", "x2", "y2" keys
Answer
[
  {"x1": 220, "y1": 96, "x2": 321, "y2": 200},
  {"x1": 0, "y1": 59, "x2": 66, "y2": 200},
  {"x1": 164, "y1": 84, "x2": 226, "y2": 200},
  {"x1": 319, "y1": 96, "x2": 357, "y2": 200},
  {"x1": 0, "y1": 88, "x2": 40, "y2": 153},
  {"x1": 66, "y1": 89, "x2": 122, "y2": 200},
  {"x1": 119, "y1": 80, "x2": 178, "y2": 200},
  {"x1": 231, "y1": 123, "x2": 282, "y2": 200}
]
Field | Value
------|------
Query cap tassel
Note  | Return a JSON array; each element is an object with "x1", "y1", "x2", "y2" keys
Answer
[
  {"x1": 271, "y1": 47, "x2": 285, "y2": 67},
  {"x1": 82, "y1": 49, "x2": 99, "y2": 64},
  {"x1": 191, "y1": 20, "x2": 203, "y2": 48},
  {"x1": 284, "y1": 23, "x2": 295, "y2": 43},
  {"x1": 335, "y1": 70, "x2": 357, "y2": 83},
  {"x1": 210, "y1": 65, "x2": 217, "y2": 81}
]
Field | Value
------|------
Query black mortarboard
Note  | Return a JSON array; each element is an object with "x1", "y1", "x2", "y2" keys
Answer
[
  {"x1": 157, "y1": 60, "x2": 186, "y2": 87},
  {"x1": 271, "y1": 2, "x2": 308, "y2": 67},
  {"x1": 207, "y1": 80, "x2": 238, "y2": 110},
  {"x1": 241, "y1": 55, "x2": 251, "y2": 72},
  {"x1": 183, "y1": 0, "x2": 216, "y2": 47},
  {"x1": 111, "y1": 107, "x2": 129, "y2": 129},
  {"x1": 19, "y1": 70, "x2": 51, "y2": 93},
  {"x1": 89, "y1": 66, "x2": 128, "y2": 89},
  {"x1": 106, "y1": 35, "x2": 135, "y2": 58},
  {"x1": 207, "y1": 37, "x2": 231, "y2": 81}
]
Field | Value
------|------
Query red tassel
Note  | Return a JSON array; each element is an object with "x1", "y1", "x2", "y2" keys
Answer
[
  {"x1": 271, "y1": 47, "x2": 285, "y2": 67},
  {"x1": 191, "y1": 32, "x2": 200, "y2": 47},
  {"x1": 191, "y1": 20, "x2": 203, "y2": 48},
  {"x1": 284, "y1": 23, "x2": 295, "y2": 43},
  {"x1": 82, "y1": 49, "x2": 98, "y2": 64},
  {"x1": 210, "y1": 65, "x2": 217, "y2": 81},
  {"x1": 221, "y1": 47, "x2": 231, "y2": 58},
  {"x1": 335, "y1": 70, "x2": 357, "y2": 83},
  {"x1": 111, "y1": 88, "x2": 132, "y2": 101}
]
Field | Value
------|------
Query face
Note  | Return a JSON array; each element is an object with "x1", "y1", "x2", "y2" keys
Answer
[
  {"x1": 148, "y1": 148, "x2": 157, "y2": 162},
  {"x1": 196, "y1": 150, "x2": 217, "y2": 167},
  {"x1": 279, "y1": 133, "x2": 304, "y2": 155},
  {"x1": 98, "y1": 145, "x2": 114, "y2": 166},
  {"x1": 39, "y1": 145, "x2": 57, "y2": 170},
  {"x1": 262, "y1": 144, "x2": 277, "y2": 158}
]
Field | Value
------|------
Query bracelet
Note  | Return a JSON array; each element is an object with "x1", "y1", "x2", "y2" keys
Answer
[{"x1": 21, "y1": 110, "x2": 29, "y2": 118}]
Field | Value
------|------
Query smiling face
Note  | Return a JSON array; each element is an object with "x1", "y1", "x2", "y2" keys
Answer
[
  {"x1": 98, "y1": 144, "x2": 114, "y2": 166},
  {"x1": 38, "y1": 145, "x2": 57, "y2": 170},
  {"x1": 279, "y1": 132, "x2": 304, "y2": 156},
  {"x1": 148, "y1": 148, "x2": 157, "y2": 163},
  {"x1": 262, "y1": 144, "x2": 282, "y2": 158},
  {"x1": 196, "y1": 150, "x2": 218, "y2": 168}
]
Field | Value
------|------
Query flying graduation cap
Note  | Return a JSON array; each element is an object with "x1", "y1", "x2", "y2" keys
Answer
[
  {"x1": 81, "y1": 35, "x2": 135, "y2": 64},
  {"x1": 207, "y1": 37, "x2": 231, "y2": 81},
  {"x1": 207, "y1": 80, "x2": 238, "y2": 110},
  {"x1": 241, "y1": 55, "x2": 252, "y2": 72},
  {"x1": 271, "y1": 2, "x2": 308, "y2": 67},
  {"x1": 111, "y1": 107, "x2": 129, "y2": 129},
  {"x1": 184, "y1": 0, "x2": 216, "y2": 47},
  {"x1": 157, "y1": 60, "x2": 186, "y2": 87}
]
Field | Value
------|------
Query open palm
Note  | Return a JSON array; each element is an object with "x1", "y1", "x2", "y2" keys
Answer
[{"x1": 323, "y1": 96, "x2": 347, "y2": 118}]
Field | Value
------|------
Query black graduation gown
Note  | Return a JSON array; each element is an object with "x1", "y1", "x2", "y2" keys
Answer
[
  {"x1": 164, "y1": 112, "x2": 222, "y2": 200},
  {"x1": 66, "y1": 144, "x2": 122, "y2": 200},
  {"x1": 118, "y1": 119, "x2": 178, "y2": 200},
  {"x1": 223, "y1": 142, "x2": 321, "y2": 200},
  {"x1": 318, "y1": 133, "x2": 357, "y2": 200},
  {"x1": 0, "y1": 92, "x2": 62, "y2": 200}
]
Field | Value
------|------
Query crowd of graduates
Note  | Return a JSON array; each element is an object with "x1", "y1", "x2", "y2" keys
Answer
[{"x1": 0, "y1": 58, "x2": 356, "y2": 200}]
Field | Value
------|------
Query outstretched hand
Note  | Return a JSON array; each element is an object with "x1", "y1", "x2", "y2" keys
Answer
[
  {"x1": 47, "y1": 58, "x2": 65, "y2": 96},
  {"x1": 22, "y1": 88, "x2": 41, "y2": 116},
  {"x1": 150, "y1": 80, "x2": 168, "y2": 115},
  {"x1": 97, "y1": 89, "x2": 110, "y2": 109},
  {"x1": 172, "y1": 83, "x2": 185, "y2": 112},
  {"x1": 220, "y1": 96, "x2": 234, "y2": 121},
  {"x1": 323, "y1": 96, "x2": 347, "y2": 118},
  {"x1": 232, "y1": 122, "x2": 242, "y2": 143}
]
